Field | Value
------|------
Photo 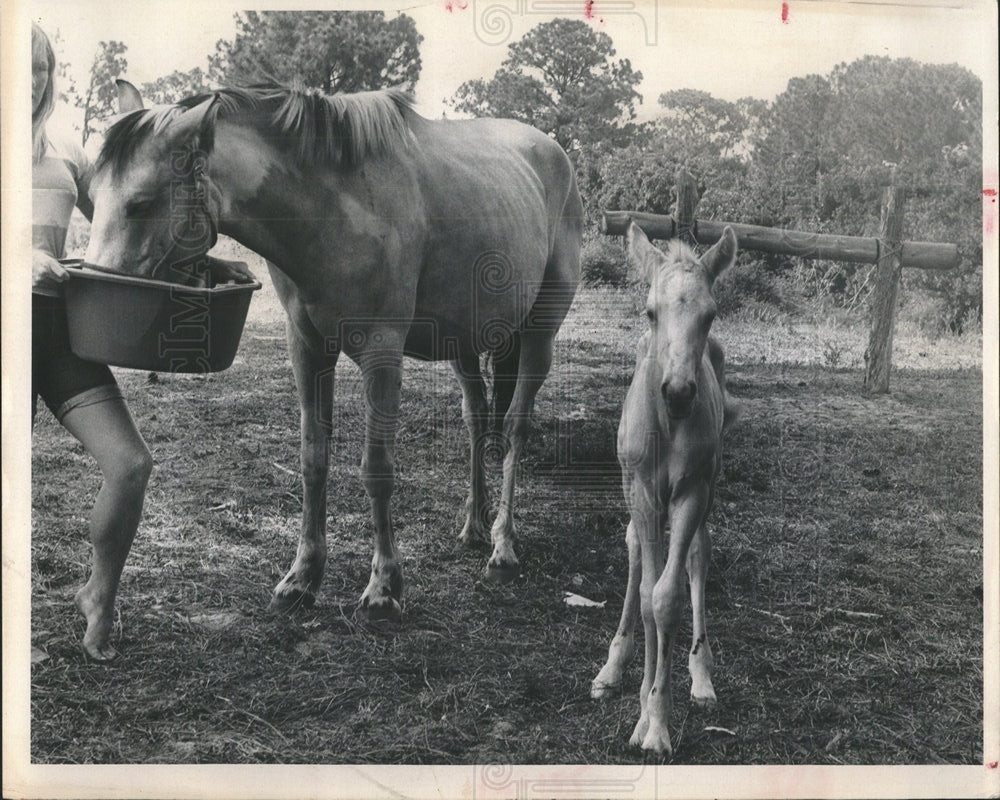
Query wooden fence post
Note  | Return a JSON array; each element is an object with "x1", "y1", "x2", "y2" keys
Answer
[
  {"x1": 864, "y1": 183, "x2": 906, "y2": 394},
  {"x1": 674, "y1": 169, "x2": 701, "y2": 247}
]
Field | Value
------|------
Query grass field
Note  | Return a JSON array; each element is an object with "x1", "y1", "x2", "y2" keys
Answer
[{"x1": 30, "y1": 240, "x2": 984, "y2": 764}]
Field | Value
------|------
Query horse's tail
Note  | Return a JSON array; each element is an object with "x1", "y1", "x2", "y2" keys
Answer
[
  {"x1": 707, "y1": 335, "x2": 742, "y2": 434},
  {"x1": 491, "y1": 332, "x2": 521, "y2": 436}
]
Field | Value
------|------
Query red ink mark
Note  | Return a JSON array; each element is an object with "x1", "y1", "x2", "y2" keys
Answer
[
  {"x1": 444, "y1": 0, "x2": 467, "y2": 11},
  {"x1": 984, "y1": 188, "x2": 998, "y2": 203},
  {"x1": 781, "y1": 2, "x2": 790, "y2": 23},
  {"x1": 585, "y1": 0, "x2": 595, "y2": 19},
  {"x1": 988, "y1": 760, "x2": 998, "y2": 769}
]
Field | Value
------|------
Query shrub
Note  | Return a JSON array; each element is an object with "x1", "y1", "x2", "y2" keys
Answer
[
  {"x1": 713, "y1": 255, "x2": 784, "y2": 316},
  {"x1": 580, "y1": 235, "x2": 630, "y2": 287}
]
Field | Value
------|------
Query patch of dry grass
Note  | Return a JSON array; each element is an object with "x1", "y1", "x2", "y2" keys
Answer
[{"x1": 29, "y1": 275, "x2": 984, "y2": 765}]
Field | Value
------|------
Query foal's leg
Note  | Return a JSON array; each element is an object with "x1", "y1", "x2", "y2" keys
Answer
[
  {"x1": 592, "y1": 520, "x2": 641, "y2": 699},
  {"x1": 270, "y1": 323, "x2": 338, "y2": 613},
  {"x1": 641, "y1": 482, "x2": 710, "y2": 756},
  {"x1": 629, "y1": 502, "x2": 665, "y2": 748},
  {"x1": 687, "y1": 521, "x2": 717, "y2": 707},
  {"x1": 451, "y1": 353, "x2": 491, "y2": 547},
  {"x1": 485, "y1": 329, "x2": 555, "y2": 580},
  {"x1": 356, "y1": 341, "x2": 405, "y2": 622}
]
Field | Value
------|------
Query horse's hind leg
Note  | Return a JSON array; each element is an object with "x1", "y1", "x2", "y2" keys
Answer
[
  {"x1": 485, "y1": 328, "x2": 554, "y2": 581},
  {"x1": 687, "y1": 521, "x2": 717, "y2": 707},
  {"x1": 270, "y1": 323, "x2": 338, "y2": 613},
  {"x1": 592, "y1": 519, "x2": 641, "y2": 698},
  {"x1": 451, "y1": 351, "x2": 491, "y2": 547}
]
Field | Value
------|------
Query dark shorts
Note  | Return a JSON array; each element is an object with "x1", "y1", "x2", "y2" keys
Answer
[{"x1": 32, "y1": 293, "x2": 122, "y2": 423}]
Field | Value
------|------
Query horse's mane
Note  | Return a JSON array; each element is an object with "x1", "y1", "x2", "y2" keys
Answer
[
  {"x1": 662, "y1": 238, "x2": 702, "y2": 272},
  {"x1": 97, "y1": 83, "x2": 415, "y2": 174}
]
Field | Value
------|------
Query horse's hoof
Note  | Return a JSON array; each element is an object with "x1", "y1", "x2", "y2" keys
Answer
[
  {"x1": 690, "y1": 690, "x2": 718, "y2": 709},
  {"x1": 268, "y1": 589, "x2": 316, "y2": 615},
  {"x1": 457, "y1": 524, "x2": 490, "y2": 549},
  {"x1": 590, "y1": 680, "x2": 619, "y2": 700},
  {"x1": 641, "y1": 725, "x2": 673, "y2": 756},
  {"x1": 358, "y1": 597, "x2": 402, "y2": 623},
  {"x1": 484, "y1": 559, "x2": 519, "y2": 583}
]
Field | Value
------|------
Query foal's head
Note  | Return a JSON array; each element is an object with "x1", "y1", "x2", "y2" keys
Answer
[{"x1": 627, "y1": 223, "x2": 737, "y2": 419}]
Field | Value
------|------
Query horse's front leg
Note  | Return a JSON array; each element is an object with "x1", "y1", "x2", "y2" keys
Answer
[
  {"x1": 592, "y1": 520, "x2": 641, "y2": 699},
  {"x1": 641, "y1": 481, "x2": 711, "y2": 756},
  {"x1": 356, "y1": 339, "x2": 405, "y2": 622},
  {"x1": 270, "y1": 325, "x2": 338, "y2": 613},
  {"x1": 687, "y1": 521, "x2": 717, "y2": 707}
]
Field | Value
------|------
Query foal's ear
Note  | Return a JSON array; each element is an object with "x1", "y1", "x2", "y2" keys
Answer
[
  {"x1": 626, "y1": 221, "x2": 664, "y2": 282},
  {"x1": 701, "y1": 226, "x2": 738, "y2": 282},
  {"x1": 116, "y1": 80, "x2": 144, "y2": 114}
]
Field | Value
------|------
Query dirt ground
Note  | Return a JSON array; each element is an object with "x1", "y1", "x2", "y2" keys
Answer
[{"x1": 29, "y1": 263, "x2": 984, "y2": 764}]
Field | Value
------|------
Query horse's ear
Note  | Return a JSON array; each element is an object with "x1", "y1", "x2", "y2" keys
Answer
[
  {"x1": 116, "y1": 80, "x2": 144, "y2": 113},
  {"x1": 701, "y1": 226, "x2": 738, "y2": 282},
  {"x1": 165, "y1": 96, "x2": 218, "y2": 153},
  {"x1": 626, "y1": 221, "x2": 663, "y2": 282}
]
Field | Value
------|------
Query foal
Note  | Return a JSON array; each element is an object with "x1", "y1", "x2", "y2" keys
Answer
[{"x1": 592, "y1": 222, "x2": 738, "y2": 756}]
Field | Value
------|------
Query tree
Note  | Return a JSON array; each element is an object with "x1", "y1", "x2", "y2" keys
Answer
[
  {"x1": 209, "y1": 10, "x2": 422, "y2": 93},
  {"x1": 655, "y1": 89, "x2": 748, "y2": 163},
  {"x1": 76, "y1": 40, "x2": 128, "y2": 145},
  {"x1": 452, "y1": 18, "x2": 642, "y2": 151},
  {"x1": 140, "y1": 68, "x2": 213, "y2": 105}
]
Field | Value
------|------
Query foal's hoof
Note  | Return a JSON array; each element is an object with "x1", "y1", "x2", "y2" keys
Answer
[
  {"x1": 690, "y1": 689, "x2": 718, "y2": 709},
  {"x1": 590, "y1": 679, "x2": 620, "y2": 701},
  {"x1": 484, "y1": 558, "x2": 519, "y2": 583},
  {"x1": 268, "y1": 588, "x2": 316, "y2": 615},
  {"x1": 358, "y1": 596, "x2": 402, "y2": 623}
]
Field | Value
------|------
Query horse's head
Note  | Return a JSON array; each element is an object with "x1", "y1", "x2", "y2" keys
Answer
[
  {"x1": 85, "y1": 80, "x2": 221, "y2": 283},
  {"x1": 627, "y1": 222, "x2": 737, "y2": 419}
]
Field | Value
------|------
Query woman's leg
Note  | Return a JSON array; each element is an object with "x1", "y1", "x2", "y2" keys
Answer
[{"x1": 59, "y1": 397, "x2": 152, "y2": 661}]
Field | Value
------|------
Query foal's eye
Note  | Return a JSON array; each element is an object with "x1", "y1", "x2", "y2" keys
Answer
[{"x1": 646, "y1": 308, "x2": 656, "y2": 323}]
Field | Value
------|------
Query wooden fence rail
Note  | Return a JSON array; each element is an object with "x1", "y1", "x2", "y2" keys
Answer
[
  {"x1": 599, "y1": 211, "x2": 959, "y2": 271},
  {"x1": 600, "y1": 169, "x2": 961, "y2": 394}
]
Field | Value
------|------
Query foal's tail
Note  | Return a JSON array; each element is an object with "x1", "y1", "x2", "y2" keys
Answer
[
  {"x1": 708, "y1": 336, "x2": 742, "y2": 434},
  {"x1": 491, "y1": 332, "x2": 521, "y2": 435}
]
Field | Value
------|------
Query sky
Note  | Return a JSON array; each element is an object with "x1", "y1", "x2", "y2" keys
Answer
[{"x1": 26, "y1": 0, "x2": 997, "y2": 140}]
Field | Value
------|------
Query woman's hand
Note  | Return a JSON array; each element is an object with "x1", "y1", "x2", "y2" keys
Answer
[
  {"x1": 33, "y1": 249, "x2": 69, "y2": 292},
  {"x1": 206, "y1": 256, "x2": 257, "y2": 285}
]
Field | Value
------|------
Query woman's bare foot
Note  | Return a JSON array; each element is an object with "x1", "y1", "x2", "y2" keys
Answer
[{"x1": 74, "y1": 585, "x2": 119, "y2": 662}]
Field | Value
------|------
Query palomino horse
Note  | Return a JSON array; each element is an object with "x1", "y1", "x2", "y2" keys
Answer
[
  {"x1": 85, "y1": 81, "x2": 581, "y2": 621},
  {"x1": 591, "y1": 222, "x2": 738, "y2": 755}
]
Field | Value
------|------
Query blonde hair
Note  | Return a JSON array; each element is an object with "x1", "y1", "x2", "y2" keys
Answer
[{"x1": 32, "y1": 23, "x2": 56, "y2": 162}]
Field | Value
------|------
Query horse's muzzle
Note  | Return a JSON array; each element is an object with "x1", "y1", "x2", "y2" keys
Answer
[{"x1": 662, "y1": 380, "x2": 697, "y2": 419}]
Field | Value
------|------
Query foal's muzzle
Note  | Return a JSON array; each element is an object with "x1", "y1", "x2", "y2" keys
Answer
[{"x1": 662, "y1": 380, "x2": 697, "y2": 419}]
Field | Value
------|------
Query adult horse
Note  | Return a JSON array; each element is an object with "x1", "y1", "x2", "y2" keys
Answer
[{"x1": 85, "y1": 80, "x2": 582, "y2": 621}]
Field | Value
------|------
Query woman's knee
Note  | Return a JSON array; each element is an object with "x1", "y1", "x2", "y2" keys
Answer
[{"x1": 102, "y1": 444, "x2": 153, "y2": 491}]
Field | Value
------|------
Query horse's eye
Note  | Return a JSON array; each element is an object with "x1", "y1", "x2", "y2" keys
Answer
[{"x1": 646, "y1": 308, "x2": 656, "y2": 323}]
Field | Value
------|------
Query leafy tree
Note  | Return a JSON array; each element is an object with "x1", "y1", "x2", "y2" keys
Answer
[
  {"x1": 209, "y1": 10, "x2": 422, "y2": 93},
  {"x1": 452, "y1": 18, "x2": 642, "y2": 151},
  {"x1": 140, "y1": 67, "x2": 212, "y2": 105},
  {"x1": 76, "y1": 40, "x2": 127, "y2": 145},
  {"x1": 655, "y1": 89, "x2": 747, "y2": 163}
]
